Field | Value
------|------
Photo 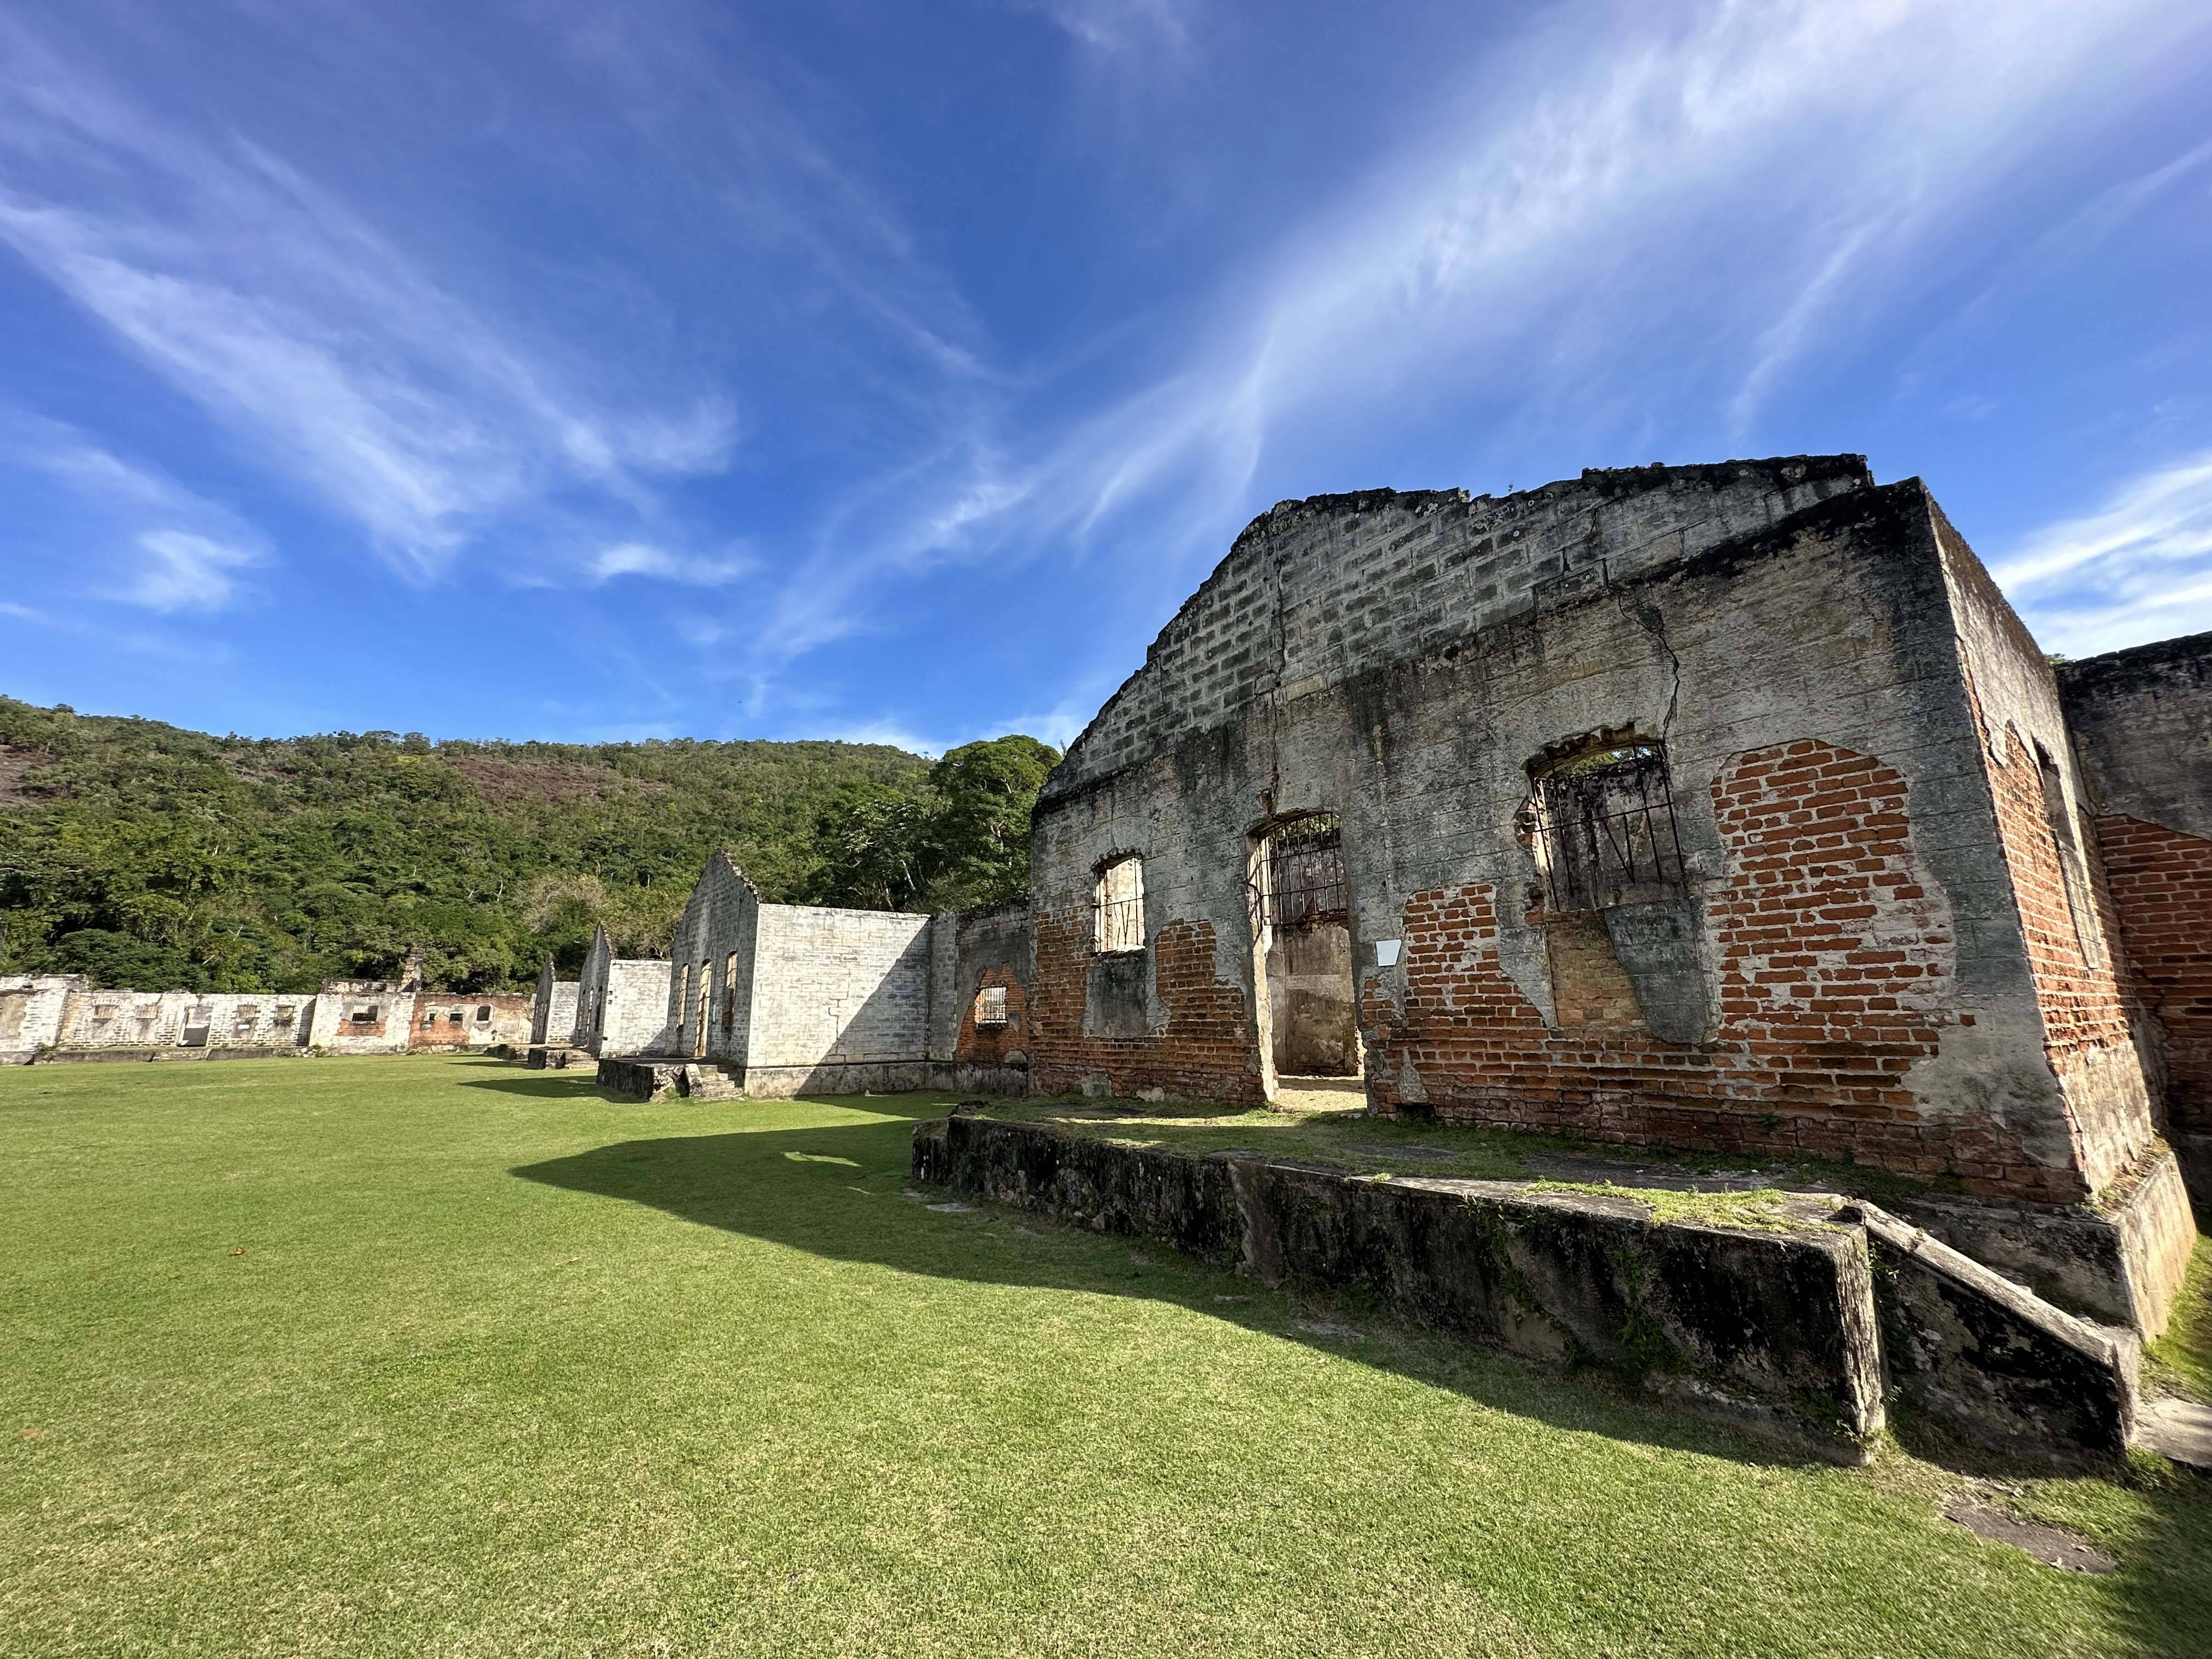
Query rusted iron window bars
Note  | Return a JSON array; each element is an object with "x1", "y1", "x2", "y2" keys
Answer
[
  {"x1": 1253, "y1": 812, "x2": 1347, "y2": 931},
  {"x1": 1530, "y1": 749, "x2": 1685, "y2": 912}
]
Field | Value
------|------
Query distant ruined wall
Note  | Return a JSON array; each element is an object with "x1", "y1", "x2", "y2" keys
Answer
[
  {"x1": 0, "y1": 975, "x2": 86, "y2": 1063},
  {"x1": 308, "y1": 983, "x2": 416, "y2": 1053},
  {"x1": 52, "y1": 988, "x2": 313, "y2": 1054},
  {"x1": 407, "y1": 992, "x2": 533, "y2": 1051}
]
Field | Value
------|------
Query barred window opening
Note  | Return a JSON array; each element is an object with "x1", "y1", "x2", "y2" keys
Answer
[
  {"x1": 974, "y1": 985, "x2": 1009, "y2": 1026},
  {"x1": 1256, "y1": 812, "x2": 1345, "y2": 932},
  {"x1": 1527, "y1": 740, "x2": 1685, "y2": 913},
  {"x1": 1094, "y1": 855, "x2": 1146, "y2": 954}
]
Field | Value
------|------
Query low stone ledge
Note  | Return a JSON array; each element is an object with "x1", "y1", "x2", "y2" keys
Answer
[
  {"x1": 913, "y1": 1115, "x2": 1883, "y2": 1459},
  {"x1": 36, "y1": 1046, "x2": 306, "y2": 1065},
  {"x1": 596, "y1": 1057, "x2": 689, "y2": 1102},
  {"x1": 1850, "y1": 1203, "x2": 2137, "y2": 1462},
  {"x1": 1889, "y1": 1146, "x2": 2197, "y2": 1336}
]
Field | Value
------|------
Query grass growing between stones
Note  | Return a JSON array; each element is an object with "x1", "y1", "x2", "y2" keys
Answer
[{"x1": 1, "y1": 1056, "x2": 2205, "y2": 1658}]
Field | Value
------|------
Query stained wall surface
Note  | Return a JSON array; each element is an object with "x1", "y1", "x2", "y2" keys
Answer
[
  {"x1": 407, "y1": 993, "x2": 533, "y2": 1051},
  {"x1": 2060, "y1": 631, "x2": 2212, "y2": 1201},
  {"x1": 1024, "y1": 458, "x2": 2163, "y2": 1210},
  {"x1": 0, "y1": 975, "x2": 87, "y2": 1062},
  {"x1": 52, "y1": 988, "x2": 314, "y2": 1054},
  {"x1": 573, "y1": 926, "x2": 674, "y2": 1056},
  {"x1": 307, "y1": 982, "x2": 417, "y2": 1052},
  {"x1": 529, "y1": 961, "x2": 581, "y2": 1049}
]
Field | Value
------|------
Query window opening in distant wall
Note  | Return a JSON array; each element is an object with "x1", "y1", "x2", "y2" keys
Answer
[
  {"x1": 676, "y1": 964, "x2": 692, "y2": 1038},
  {"x1": 476, "y1": 1005, "x2": 492, "y2": 1022},
  {"x1": 1094, "y1": 855, "x2": 1146, "y2": 954},
  {"x1": 694, "y1": 964, "x2": 710, "y2": 1058},
  {"x1": 721, "y1": 953, "x2": 737, "y2": 1034},
  {"x1": 2035, "y1": 742, "x2": 2107, "y2": 970},
  {"x1": 974, "y1": 985, "x2": 1008, "y2": 1027},
  {"x1": 448, "y1": 1011, "x2": 465, "y2": 1026},
  {"x1": 1525, "y1": 736, "x2": 1684, "y2": 913},
  {"x1": 352, "y1": 1005, "x2": 379, "y2": 1024},
  {"x1": 274, "y1": 1006, "x2": 295, "y2": 1025}
]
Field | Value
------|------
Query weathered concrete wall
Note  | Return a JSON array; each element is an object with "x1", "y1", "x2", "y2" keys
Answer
[
  {"x1": 307, "y1": 982, "x2": 416, "y2": 1053},
  {"x1": 2059, "y1": 632, "x2": 2212, "y2": 1206},
  {"x1": 1933, "y1": 504, "x2": 2159, "y2": 1200},
  {"x1": 574, "y1": 926, "x2": 674, "y2": 1057},
  {"x1": 1027, "y1": 463, "x2": 2120, "y2": 1211},
  {"x1": 934, "y1": 898, "x2": 1034, "y2": 1093},
  {"x1": 0, "y1": 974, "x2": 85, "y2": 1063},
  {"x1": 741, "y1": 904, "x2": 933, "y2": 1094},
  {"x1": 407, "y1": 992, "x2": 533, "y2": 1051},
  {"x1": 528, "y1": 961, "x2": 580, "y2": 1048},
  {"x1": 1268, "y1": 922, "x2": 1358, "y2": 1075},
  {"x1": 2061, "y1": 630, "x2": 2212, "y2": 842},
  {"x1": 665, "y1": 851, "x2": 759, "y2": 1063},
  {"x1": 53, "y1": 988, "x2": 314, "y2": 1054},
  {"x1": 1853, "y1": 1203, "x2": 2137, "y2": 1460},
  {"x1": 915, "y1": 1114, "x2": 2140, "y2": 1462}
]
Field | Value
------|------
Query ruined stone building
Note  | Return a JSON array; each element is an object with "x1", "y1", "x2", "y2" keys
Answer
[
  {"x1": 608, "y1": 453, "x2": 2205, "y2": 1333},
  {"x1": 1011, "y1": 454, "x2": 2200, "y2": 1333},
  {"x1": 573, "y1": 924, "x2": 675, "y2": 1059},
  {"x1": 600, "y1": 853, "x2": 1028, "y2": 1100}
]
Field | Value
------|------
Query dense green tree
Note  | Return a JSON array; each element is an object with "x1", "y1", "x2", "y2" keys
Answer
[
  {"x1": 0, "y1": 697, "x2": 1058, "y2": 991},
  {"x1": 803, "y1": 734, "x2": 1061, "y2": 913}
]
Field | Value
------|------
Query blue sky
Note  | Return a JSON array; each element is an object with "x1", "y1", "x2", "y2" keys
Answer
[{"x1": 3, "y1": 0, "x2": 2210, "y2": 754}]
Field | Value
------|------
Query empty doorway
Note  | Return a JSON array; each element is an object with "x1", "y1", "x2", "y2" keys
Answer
[{"x1": 1252, "y1": 812, "x2": 1361, "y2": 1100}]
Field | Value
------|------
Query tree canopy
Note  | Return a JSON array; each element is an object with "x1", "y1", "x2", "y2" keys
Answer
[{"x1": 0, "y1": 698, "x2": 1058, "y2": 992}]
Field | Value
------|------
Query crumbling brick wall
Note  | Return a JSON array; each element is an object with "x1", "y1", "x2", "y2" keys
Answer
[
  {"x1": 407, "y1": 993, "x2": 532, "y2": 1050},
  {"x1": 1026, "y1": 459, "x2": 2153, "y2": 1206},
  {"x1": 2059, "y1": 630, "x2": 2212, "y2": 1201}
]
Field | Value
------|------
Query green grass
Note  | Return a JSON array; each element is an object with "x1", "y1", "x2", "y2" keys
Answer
[
  {"x1": 2147, "y1": 1237, "x2": 2212, "y2": 1404},
  {"x1": 0, "y1": 1057, "x2": 2205, "y2": 1657}
]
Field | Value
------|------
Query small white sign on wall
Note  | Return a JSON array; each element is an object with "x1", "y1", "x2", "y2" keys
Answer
[{"x1": 1374, "y1": 939, "x2": 1402, "y2": 968}]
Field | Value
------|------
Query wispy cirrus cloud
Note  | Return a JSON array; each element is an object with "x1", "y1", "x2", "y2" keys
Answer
[
  {"x1": 1995, "y1": 449, "x2": 2212, "y2": 656},
  {"x1": 0, "y1": 18, "x2": 736, "y2": 581},
  {"x1": 2, "y1": 410, "x2": 272, "y2": 613},
  {"x1": 588, "y1": 541, "x2": 755, "y2": 587},
  {"x1": 746, "y1": 0, "x2": 2211, "y2": 675}
]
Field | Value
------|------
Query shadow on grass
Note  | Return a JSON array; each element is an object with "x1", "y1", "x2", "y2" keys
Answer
[
  {"x1": 512, "y1": 1107, "x2": 1847, "y2": 1473},
  {"x1": 459, "y1": 1074, "x2": 603, "y2": 1099},
  {"x1": 511, "y1": 1101, "x2": 2212, "y2": 1654}
]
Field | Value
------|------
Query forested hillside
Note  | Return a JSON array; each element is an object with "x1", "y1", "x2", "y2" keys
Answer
[{"x1": 0, "y1": 698, "x2": 1056, "y2": 994}]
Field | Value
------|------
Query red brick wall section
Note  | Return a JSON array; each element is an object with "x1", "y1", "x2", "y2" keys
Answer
[
  {"x1": 1979, "y1": 727, "x2": 2149, "y2": 1183},
  {"x1": 1363, "y1": 741, "x2": 2086, "y2": 1201},
  {"x1": 1029, "y1": 912, "x2": 1263, "y2": 1104},
  {"x1": 953, "y1": 966, "x2": 1030, "y2": 1065},
  {"x1": 2095, "y1": 813, "x2": 2212, "y2": 1142}
]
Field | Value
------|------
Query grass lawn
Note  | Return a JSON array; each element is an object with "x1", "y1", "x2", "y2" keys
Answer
[{"x1": 1, "y1": 1056, "x2": 2205, "y2": 1657}]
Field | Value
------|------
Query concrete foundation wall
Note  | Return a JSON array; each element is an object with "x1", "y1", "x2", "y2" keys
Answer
[{"x1": 916, "y1": 1114, "x2": 2138, "y2": 1462}]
